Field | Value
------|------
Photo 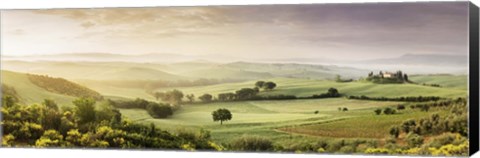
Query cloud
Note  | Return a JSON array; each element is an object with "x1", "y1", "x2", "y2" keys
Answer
[
  {"x1": 34, "y1": 7, "x2": 233, "y2": 39},
  {"x1": 23, "y1": 2, "x2": 469, "y2": 58}
]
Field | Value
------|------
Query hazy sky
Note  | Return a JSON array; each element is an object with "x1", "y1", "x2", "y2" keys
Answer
[{"x1": 1, "y1": 2, "x2": 469, "y2": 60}]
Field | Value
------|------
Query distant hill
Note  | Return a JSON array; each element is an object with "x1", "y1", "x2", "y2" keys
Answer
[
  {"x1": 360, "y1": 54, "x2": 467, "y2": 67},
  {"x1": 154, "y1": 77, "x2": 467, "y2": 99},
  {"x1": 180, "y1": 66, "x2": 274, "y2": 80},
  {"x1": 97, "y1": 67, "x2": 185, "y2": 80},
  {"x1": 2, "y1": 60, "x2": 370, "y2": 81},
  {"x1": 1, "y1": 60, "x2": 184, "y2": 81},
  {"x1": 221, "y1": 62, "x2": 369, "y2": 79}
]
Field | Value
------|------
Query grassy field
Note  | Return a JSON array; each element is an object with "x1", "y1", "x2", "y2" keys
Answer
[
  {"x1": 1, "y1": 69, "x2": 468, "y2": 149},
  {"x1": 154, "y1": 78, "x2": 467, "y2": 99},
  {"x1": 1, "y1": 70, "x2": 76, "y2": 106},
  {"x1": 120, "y1": 98, "x2": 407, "y2": 144},
  {"x1": 409, "y1": 74, "x2": 467, "y2": 90},
  {"x1": 279, "y1": 107, "x2": 449, "y2": 139}
]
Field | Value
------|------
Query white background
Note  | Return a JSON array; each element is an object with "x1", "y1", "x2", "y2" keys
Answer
[{"x1": 0, "y1": 0, "x2": 479, "y2": 158}]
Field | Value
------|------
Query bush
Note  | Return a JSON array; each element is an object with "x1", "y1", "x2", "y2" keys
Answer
[
  {"x1": 389, "y1": 126, "x2": 400, "y2": 138},
  {"x1": 198, "y1": 94, "x2": 213, "y2": 102},
  {"x1": 229, "y1": 135, "x2": 274, "y2": 151},
  {"x1": 397, "y1": 105, "x2": 405, "y2": 110},
  {"x1": 374, "y1": 109, "x2": 382, "y2": 115},
  {"x1": 326, "y1": 139, "x2": 345, "y2": 152},
  {"x1": 383, "y1": 107, "x2": 394, "y2": 115},
  {"x1": 146, "y1": 103, "x2": 173, "y2": 118},
  {"x1": 406, "y1": 133, "x2": 424, "y2": 148},
  {"x1": 338, "y1": 145, "x2": 355, "y2": 153}
]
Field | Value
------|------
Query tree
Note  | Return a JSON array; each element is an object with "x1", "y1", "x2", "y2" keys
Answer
[
  {"x1": 335, "y1": 75, "x2": 342, "y2": 82},
  {"x1": 73, "y1": 98, "x2": 96, "y2": 124},
  {"x1": 389, "y1": 126, "x2": 400, "y2": 138},
  {"x1": 146, "y1": 103, "x2": 173, "y2": 118},
  {"x1": 327, "y1": 88, "x2": 339, "y2": 97},
  {"x1": 404, "y1": 74, "x2": 409, "y2": 81},
  {"x1": 199, "y1": 94, "x2": 213, "y2": 102},
  {"x1": 255, "y1": 81, "x2": 265, "y2": 89},
  {"x1": 406, "y1": 133, "x2": 424, "y2": 148},
  {"x1": 42, "y1": 99, "x2": 59, "y2": 111},
  {"x1": 212, "y1": 108, "x2": 232, "y2": 125},
  {"x1": 262, "y1": 82, "x2": 277, "y2": 91},
  {"x1": 383, "y1": 107, "x2": 394, "y2": 115},
  {"x1": 2, "y1": 95, "x2": 16, "y2": 108},
  {"x1": 218, "y1": 92, "x2": 236, "y2": 101},
  {"x1": 186, "y1": 94, "x2": 195, "y2": 103},
  {"x1": 421, "y1": 105, "x2": 430, "y2": 112},
  {"x1": 374, "y1": 109, "x2": 382, "y2": 115},
  {"x1": 235, "y1": 88, "x2": 258, "y2": 100},
  {"x1": 342, "y1": 107, "x2": 348, "y2": 112},
  {"x1": 161, "y1": 89, "x2": 184, "y2": 106},
  {"x1": 153, "y1": 92, "x2": 165, "y2": 101}
]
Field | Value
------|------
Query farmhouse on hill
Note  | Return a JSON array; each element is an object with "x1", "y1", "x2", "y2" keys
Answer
[
  {"x1": 382, "y1": 72, "x2": 398, "y2": 78},
  {"x1": 367, "y1": 70, "x2": 409, "y2": 83}
]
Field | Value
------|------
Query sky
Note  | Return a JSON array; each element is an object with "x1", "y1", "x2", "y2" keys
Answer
[{"x1": 0, "y1": 2, "x2": 469, "y2": 61}]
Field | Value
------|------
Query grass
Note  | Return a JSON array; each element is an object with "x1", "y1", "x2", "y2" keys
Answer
[
  {"x1": 121, "y1": 98, "x2": 405, "y2": 144},
  {"x1": 154, "y1": 78, "x2": 467, "y2": 99},
  {"x1": 1, "y1": 70, "x2": 76, "y2": 106},
  {"x1": 279, "y1": 108, "x2": 449, "y2": 139},
  {"x1": 409, "y1": 74, "x2": 467, "y2": 90},
  {"x1": 1, "y1": 69, "x2": 468, "y2": 148}
]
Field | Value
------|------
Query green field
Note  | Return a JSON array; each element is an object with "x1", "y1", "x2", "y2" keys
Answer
[
  {"x1": 1, "y1": 70, "x2": 77, "y2": 106},
  {"x1": 409, "y1": 74, "x2": 467, "y2": 90},
  {"x1": 154, "y1": 78, "x2": 466, "y2": 99},
  {"x1": 120, "y1": 98, "x2": 406, "y2": 143},
  {"x1": 1, "y1": 68, "x2": 469, "y2": 153}
]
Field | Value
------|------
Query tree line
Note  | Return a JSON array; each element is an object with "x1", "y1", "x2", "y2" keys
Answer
[
  {"x1": 347, "y1": 95, "x2": 441, "y2": 102},
  {"x1": 27, "y1": 74, "x2": 103, "y2": 100},
  {"x1": 108, "y1": 98, "x2": 174, "y2": 118}
]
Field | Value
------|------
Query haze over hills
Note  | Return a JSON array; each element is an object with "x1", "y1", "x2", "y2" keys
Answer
[
  {"x1": 2, "y1": 60, "x2": 371, "y2": 81},
  {"x1": 2, "y1": 52, "x2": 468, "y2": 75}
]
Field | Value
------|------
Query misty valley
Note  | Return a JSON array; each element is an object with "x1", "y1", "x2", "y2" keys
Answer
[{"x1": 1, "y1": 59, "x2": 469, "y2": 156}]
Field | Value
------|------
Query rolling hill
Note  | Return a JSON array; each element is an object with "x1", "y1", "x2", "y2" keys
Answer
[
  {"x1": 2, "y1": 60, "x2": 370, "y2": 81},
  {"x1": 408, "y1": 74, "x2": 468, "y2": 90},
  {"x1": 154, "y1": 78, "x2": 467, "y2": 99},
  {"x1": 1, "y1": 70, "x2": 101, "y2": 106}
]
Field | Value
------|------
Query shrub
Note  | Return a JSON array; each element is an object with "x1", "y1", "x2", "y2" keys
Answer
[
  {"x1": 339, "y1": 145, "x2": 355, "y2": 153},
  {"x1": 326, "y1": 139, "x2": 345, "y2": 152},
  {"x1": 389, "y1": 126, "x2": 400, "y2": 138},
  {"x1": 229, "y1": 135, "x2": 274, "y2": 151},
  {"x1": 383, "y1": 107, "x2": 394, "y2": 115},
  {"x1": 397, "y1": 105, "x2": 405, "y2": 110},
  {"x1": 406, "y1": 133, "x2": 424, "y2": 148},
  {"x1": 364, "y1": 148, "x2": 390, "y2": 154},
  {"x1": 146, "y1": 103, "x2": 173, "y2": 118},
  {"x1": 374, "y1": 109, "x2": 382, "y2": 115}
]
